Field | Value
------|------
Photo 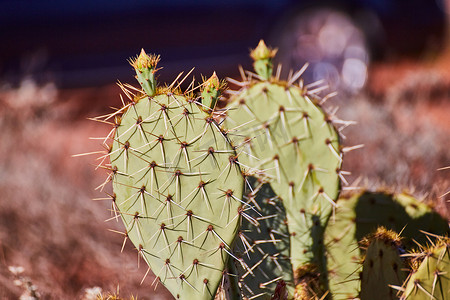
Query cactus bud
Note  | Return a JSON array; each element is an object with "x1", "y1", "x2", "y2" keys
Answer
[
  {"x1": 250, "y1": 40, "x2": 277, "y2": 61},
  {"x1": 250, "y1": 40, "x2": 277, "y2": 80},
  {"x1": 129, "y1": 49, "x2": 160, "y2": 96},
  {"x1": 132, "y1": 48, "x2": 160, "y2": 70},
  {"x1": 201, "y1": 72, "x2": 225, "y2": 112}
]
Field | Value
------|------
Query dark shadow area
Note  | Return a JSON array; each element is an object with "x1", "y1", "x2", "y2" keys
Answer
[
  {"x1": 353, "y1": 192, "x2": 449, "y2": 248},
  {"x1": 235, "y1": 177, "x2": 293, "y2": 297}
]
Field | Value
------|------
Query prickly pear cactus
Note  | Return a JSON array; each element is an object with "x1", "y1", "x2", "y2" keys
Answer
[
  {"x1": 108, "y1": 50, "x2": 244, "y2": 299},
  {"x1": 359, "y1": 227, "x2": 408, "y2": 300},
  {"x1": 402, "y1": 237, "x2": 450, "y2": 300},
  {"x1": 222, "y1": 40, "x2": 342, "y2": 294},
  {"x1": 325, "y1": 191, "x2": 449, "y2": 299}
]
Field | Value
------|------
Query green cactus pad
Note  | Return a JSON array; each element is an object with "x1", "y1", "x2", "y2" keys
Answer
[
  {"x1": 359, "y1": 227, "x2": 408, "y2": 300},
  {"x1": 234, "y1": 178, "x2": 294, "y2": 299},
  {"x1": 402, "y1": 237, "x2": 450, "y2": 300},
  {"x1": 325, "y1": 191, "x2": 449, "y2": 299},
  {"x1": 223, "y1": 40, "x2": 341, "y2": 294},
  {"x1": 109, "y1": 58, "x2": 244, "y2": 299}
]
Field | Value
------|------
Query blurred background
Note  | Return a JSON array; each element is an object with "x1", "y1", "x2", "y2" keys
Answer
[{"x1": 0, "y1": 0, "x2": 449, "y2": 298}]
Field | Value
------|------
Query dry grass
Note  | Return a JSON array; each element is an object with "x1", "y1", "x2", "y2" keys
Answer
[
  {"x1": 0, "y1": 79, "x2": 171, "y2": 299},
  {"x1": 337, "y1": 66, "x2": 450, "y2": 217}
]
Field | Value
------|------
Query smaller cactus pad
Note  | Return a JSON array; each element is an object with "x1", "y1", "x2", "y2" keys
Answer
[
  {"x1": 402, "y1": 237, "x2": 450, "y2": 300},
  {"x1": 359, "y1": 227, "x2": 408, "y2": 300}
]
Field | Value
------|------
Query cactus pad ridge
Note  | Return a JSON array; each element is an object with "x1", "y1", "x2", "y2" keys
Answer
[{"x1": 104, "y1": 56, "x2": 245, "y2": 299}]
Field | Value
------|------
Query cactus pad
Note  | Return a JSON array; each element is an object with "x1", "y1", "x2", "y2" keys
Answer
[
  {"x1": 108, "y1": 51, "x2": 244, "y2": 299},
  {"x1": 222, "y1": 40, "x2": 341, "y2": 294}
]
